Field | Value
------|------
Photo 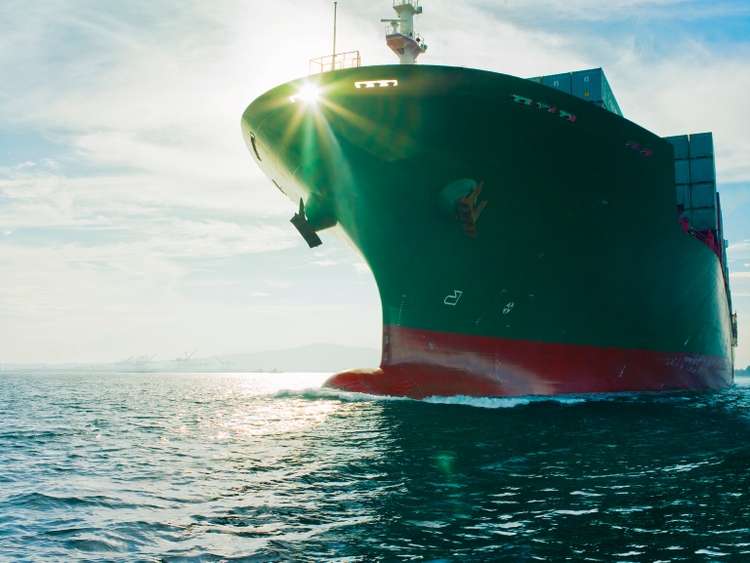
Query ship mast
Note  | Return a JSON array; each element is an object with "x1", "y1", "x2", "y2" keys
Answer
[
  {"x1": 381, "y1": 0, "x2": 427, "y2": 64},
  {"x1": 332, "y1": 2, "x2": 337, "y2": 70}
]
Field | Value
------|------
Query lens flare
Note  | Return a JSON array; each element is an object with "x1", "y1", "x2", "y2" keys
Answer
[{"x1": 290, "y1": 85, "x2": 321, "y2": 104}]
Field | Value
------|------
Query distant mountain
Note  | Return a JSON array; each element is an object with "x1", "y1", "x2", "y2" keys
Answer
[
  {"x1": 0, "y1": 344, "x2": 381, "y2": 374},
  {"x1": 216, "y1": 343, "x2": 381, "y2": 373}
]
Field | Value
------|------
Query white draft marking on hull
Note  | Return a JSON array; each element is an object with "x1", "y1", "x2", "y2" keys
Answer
[{"x1": 444, "y1": 290, "x2": 463, "y2": 306}]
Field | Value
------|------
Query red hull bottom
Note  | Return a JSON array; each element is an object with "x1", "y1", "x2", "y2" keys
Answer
[{"x1": 324, "y1": 325, "x2": 732, "y2": 399}]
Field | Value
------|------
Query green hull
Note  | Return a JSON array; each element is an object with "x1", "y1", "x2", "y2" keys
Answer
[{"x1": 242, "y1": 65, "x2": 733, "y2": 395}]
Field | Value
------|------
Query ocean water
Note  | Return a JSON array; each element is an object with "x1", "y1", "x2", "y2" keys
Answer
[{"x1": 1, "y1": 373, "x2": 750, "y2": 562}]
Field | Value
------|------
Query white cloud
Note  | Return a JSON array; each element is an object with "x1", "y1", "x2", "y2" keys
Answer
[
  {"x1": 353, "y1": 261, "x2": 372, "y2": 276},
  {"x1": 615, "y1": 55, "x2": 750, "y2": 183},
  {"x1": 151, "y1": 219, "x2": 300, "y2": 258},
  {"x1": 0, "y1": 237, "x2": 381, "y2": 363},
  {"x1": 729, "y1": 240, "x2": 750, "y2": 260},
  {"x1": 731, "y1": 272, "x2": 750, "y2": 297},
  {"x1": 262, "y1": 278, "x2": 293, "y2": 289},
  {"x1": 473, "y1": 0, "x2": 750, "y2": 22}
]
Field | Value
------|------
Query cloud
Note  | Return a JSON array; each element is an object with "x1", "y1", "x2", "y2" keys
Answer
[
  {"x1": 353, "y1": 262, "x2": 372, "y2": 276},
  {"x1": 728, "y1": 240, "x2": 750, "y2": 260},
  {"x1": 262, "y1": 278, "x2": 293, "y2": 289},
  {"x1": 730, "y1": 272, "x2": 750, "y2": 297},
  {"x1": 472, "y1": 0, "x2": 750, "y2": 23},
  {"x1": 0, "y1": 236, "x2": 381, "y2": 363}
]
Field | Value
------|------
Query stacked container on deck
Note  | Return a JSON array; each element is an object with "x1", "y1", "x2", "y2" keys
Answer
[
  {"x1": 529, "y1": 68, "x2": 623, "y2": 116},
  {"x1": 665, "y1": 132, "x2": 729, "y2": 284},
  {"x1": 667, "y1": 133, "x2": 719, "y2": 231}
]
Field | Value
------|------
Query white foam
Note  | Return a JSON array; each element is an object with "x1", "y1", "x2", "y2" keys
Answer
[
  {"x1": 421, "y1": 394, "x2": 587, "y2": 409},
  {"x1": 273, "y1": 386, "x2": 409, "y2": 403}
]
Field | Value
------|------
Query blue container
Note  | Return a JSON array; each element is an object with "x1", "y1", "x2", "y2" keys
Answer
[
  {"x1": 571, "y1": 68, "x2": 602, "y2": 100},
  {"x1": 665, "y1": 135, "x2": 690, "y2": 160},
  {"x1": 674, "y1": 160, "x2": 690, "y2": 185},
  {"x1": 541, "y1": 72, "x2": 572, "y2": 94},
  {"x1": 571, "y1": 68, "x2": 622, "y2": 116},
  {"x1": 690, "y1": 182, "x2": 716, "y2": 209},
  {"x1": 690, "y1": 157, "x2": 716, "y2": 184},
  {"x1": 689, "y1": 132, "x2": 714, "y2": 158},
  {"x1": 690, "y1": 207, "x2": 718, "y2": 231},
  {"x1": 527, "y1": 76, "x2": 542, "y2": 84},
  {"x1": 676, "y1": 184, "x2": 691, "y2": 208}
]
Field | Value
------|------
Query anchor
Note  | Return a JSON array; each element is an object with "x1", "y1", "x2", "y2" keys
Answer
[
  {"x1": 455, "y1": 180, "x2": 487, "y2": 237},
  {"x1": 290, "y1": 198, "x2": 323, "y2": 248}
]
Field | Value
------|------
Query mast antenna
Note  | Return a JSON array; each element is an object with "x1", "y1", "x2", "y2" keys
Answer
[{"x1": 332, "y1": 2, "x2": 338, "y2": 71}]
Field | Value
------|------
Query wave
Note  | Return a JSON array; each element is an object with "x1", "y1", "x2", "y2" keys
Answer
[
  {"x1": 422, "y1": 394, "x2": 588, "y2": 409},
  {"x1": 271, "y1": 384, "x2": 736, "y2": 410},
  {"x1": 274, "y1": 387, "x2": 598, "y2": 409},
  {"x1": 7, "y1": 492, "x2": 146, "y2": 511},
  {"x1": 273, "y1": 386, "x2": 409, "y2": 403}
]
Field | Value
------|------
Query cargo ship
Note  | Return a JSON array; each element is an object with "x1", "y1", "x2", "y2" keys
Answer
[{"x1": 241, "y1": 1, "x2": 738, "y2": 398}]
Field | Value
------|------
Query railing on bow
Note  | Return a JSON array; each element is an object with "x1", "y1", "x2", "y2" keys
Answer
[
  {"x1": 309, "y1": 51, "x2": 362, "y2": 75},
  {"x1": 393, "y1": 0, "x2": 421, "y2": 11},
  {"x1": 384, "y1": 25, "x2": 426, "y2": 49}
]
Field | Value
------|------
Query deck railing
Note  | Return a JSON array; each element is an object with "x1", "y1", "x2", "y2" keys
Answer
[
  {"x1": 384, "y1": 25, "x2": 426, "y2": 49},
  {"x1": 393, "y1": 0, "x2": 421, "y2": 11},
  {"x1": 309, "y1": 51, "x2": 361, "y2": 75}
]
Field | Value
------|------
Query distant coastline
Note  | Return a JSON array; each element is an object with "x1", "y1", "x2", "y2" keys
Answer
[
  {"x1": 2, "y1": 347, "x2": 747, "y2": 377},
  {"x1": 0, "y1": 343, "x2": 381, "y2": 374}
]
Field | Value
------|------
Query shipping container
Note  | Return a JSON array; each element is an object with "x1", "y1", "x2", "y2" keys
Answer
[
  {"x1": 690, "y1": 182, "x2": 717, "y2": 209},
  {"x1": 675, "y1": 160, "x2": 690, "y2": 185},
  {"x1": 571, "y1": 68, "x2": 623, "y2": 116},
  {"x1": 527, "y1": 76, "x2": 542, "y2": 84},
  {"x1": 676, "y1": 184, "x2": 691, "y2": 208},
  {"x1": 690, "y1": 157, "x2": 716, "y2": 184},
  {"x1": 690, "y1": 207, "x2": 718, "y2": 231},
  {"x1": 723, "y1": 244, "x2": 728, "y2": 273},
  {"x1": 689, "y1": 132, "x2": 714, "y2": 158},
  {"x1": 665, "y1": 135, "x2": 690, "y2": 160},
  {"x1": 541, "y1": 72, "x2": 572, "y2": 94}
]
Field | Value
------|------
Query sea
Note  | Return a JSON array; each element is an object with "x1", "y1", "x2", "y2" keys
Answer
[{"x1": 1, "y1": 372, "x2": 750, "y2": 562}]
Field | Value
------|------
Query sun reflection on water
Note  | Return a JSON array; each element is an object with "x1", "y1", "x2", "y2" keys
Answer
[
  {"x1": 178, "y1": 373, "x2": 342, "y2": 439},
  {"x1": 211, "y1": 399, "x2": 342, "y2": 438}
]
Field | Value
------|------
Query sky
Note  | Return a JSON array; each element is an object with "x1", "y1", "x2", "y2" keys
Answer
[{"x1": 1, "y1": 0, "x2": 749, "y2": 367}]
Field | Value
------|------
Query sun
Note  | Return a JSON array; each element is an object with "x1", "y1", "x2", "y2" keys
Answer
[{"x1": 289, "y1": 84, "x2": 321, "y2": 104}]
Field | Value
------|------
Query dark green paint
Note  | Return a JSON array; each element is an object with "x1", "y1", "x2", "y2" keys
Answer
[{"x1": 242, "y1": 65, "x2": 732, "y2": 362}]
